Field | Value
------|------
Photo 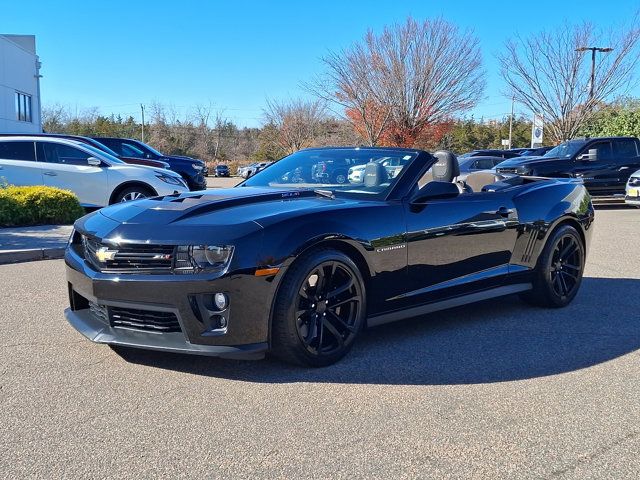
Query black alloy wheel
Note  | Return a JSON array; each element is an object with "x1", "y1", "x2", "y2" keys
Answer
[
  {"x1": 522, "y1": 225, "x2": 585, "y2": 308},
  {"x1": 549, "y1": 234, "x2": 582, "y2": 298},
  {"x1": 272, "y1": 249, "x2": 366, "y2": 366}
]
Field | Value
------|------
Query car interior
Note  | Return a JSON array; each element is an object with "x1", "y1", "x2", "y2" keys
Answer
[{"x1": 417, "y1": 150, "x2": 534, "y2": 196}]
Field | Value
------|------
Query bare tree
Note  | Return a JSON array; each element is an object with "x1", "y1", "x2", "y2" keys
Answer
[
  {"x1": 499, "y1": 19, "x2": 640, "y2": 143},
  {"x1": 262, "y1": 98, "x2": 327, "y2": 154},
  {"x1": 309, "y1": 17, "x2": 485, "y2": 146},
  {"x1": 42, "y1": 103, "x2": 69, "y2": 132}
]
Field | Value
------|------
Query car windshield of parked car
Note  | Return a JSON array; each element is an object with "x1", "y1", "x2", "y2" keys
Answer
[
  {"x1": 543, "y1": 140, "x2": 586, "y2": 159},
  {"x1": 242, "y1": 149, "x2": 417, "y2": 197},
  {"x1": 138, "y1": 141, "x2": 164, "y2": 158},
  {"x1": 80, "y1": 144, "x2": 124, "y2": 164}
]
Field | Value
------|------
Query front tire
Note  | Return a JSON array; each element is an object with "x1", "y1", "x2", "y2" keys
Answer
[
  {"x1": 113, "y1": 185, "x2": 155, "y2": 203},
  {"x1": 522, "y1": 225, "x2": 585, "y2": 308},
  {"x1": 271, "y1": 249, "x2": 366, "y2": 367}
]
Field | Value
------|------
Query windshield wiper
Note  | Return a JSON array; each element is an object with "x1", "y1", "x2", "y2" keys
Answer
[{"x1": 314, "y1": 189, "x2": 335, "y2": 199}]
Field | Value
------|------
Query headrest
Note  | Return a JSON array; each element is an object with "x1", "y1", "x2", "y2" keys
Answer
[
  {"x1": 465, "y1": 171, "x2": 505, "y2": 192},
  {"x1": 363, "y1": 162, "x2": 389, "y2": 187},
  {"x1": 432, "y1": 150, "x2": 460, "y2": 182}
]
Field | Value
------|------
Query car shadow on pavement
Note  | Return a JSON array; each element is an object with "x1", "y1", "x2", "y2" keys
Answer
[{"x1": 113, "y1": 277, "x2": 640, "y2": 386}]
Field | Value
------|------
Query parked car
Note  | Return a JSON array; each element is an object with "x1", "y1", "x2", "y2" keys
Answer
[
  {"x1": 0, "y1": 136, "x2": 188, "y2": 206},
  {"x1": 457, "y1": 155, "x2": 507, "y2": 181},
  {"x1": 239, "y1": 162, "x2": 271, "y2": 179},
  {"x1": 348, "y1": 156, "x2": 410, "y2": 183},
  {"x1": 311, "y1": 157, "x2": 357, "y2": 184},
  {"x1": 64, "y1": 146, "x2": 593, "y2": 366},
  {"x1": 625, "y1": 170, "x2": 640, "y2": 207},
  {"x1": 0, "y1": 133, "x2": 171, "y2": 170},
  {"x1": 92, "y1": 137, "x2": 207, "y2": 191},
  {"x1": 213, "y1": 164, "x2": 230, "y2": 177},
  {"x1": 459, "y1": 149, "x2": 521, "y2": 159},
  {"x1": 496, "y1": 136, "x2": 640, "y2": 196}
]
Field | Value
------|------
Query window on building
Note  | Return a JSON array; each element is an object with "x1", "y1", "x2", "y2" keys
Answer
[{"x1": 15, "y1": 92, "x2": 33, "y2": 122}]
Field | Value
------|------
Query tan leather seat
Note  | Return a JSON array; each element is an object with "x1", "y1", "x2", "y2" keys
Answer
[{"x1": 465, "y1": 171, "x2": 505, "y2": 192}]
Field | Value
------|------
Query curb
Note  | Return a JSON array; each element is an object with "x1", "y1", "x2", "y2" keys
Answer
[{"x1": 0, "y1": 247, "x2": 66, "y2": 265}]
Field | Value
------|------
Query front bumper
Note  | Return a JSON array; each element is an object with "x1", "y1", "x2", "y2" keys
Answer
[
  {"x1": 185, "y1": 173, "x2": 207, "y2": 191},
  {"x1": 65, "y1": 244, "x2": 275, "y2": 358},
  {"x1": 625, "y1": 195, "x2": 640, "y2": 205},
  {"x1": 65, "y1": 307, "x2": 266, "y2": 359}
]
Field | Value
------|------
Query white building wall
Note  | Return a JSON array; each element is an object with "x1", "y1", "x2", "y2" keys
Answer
[{"x1": 0, "y1": 34, "x2": 42, "y2": 133}]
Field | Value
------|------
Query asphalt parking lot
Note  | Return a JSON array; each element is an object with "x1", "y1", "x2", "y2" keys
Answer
[
  {"x1": 206, "y1": 175, "x2": 243, "y2": 189},
  {"x1": 1, "y1": 208, "x2": 639, "y2": 479}
]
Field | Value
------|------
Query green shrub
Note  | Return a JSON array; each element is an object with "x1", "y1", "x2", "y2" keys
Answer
[{"x1": 0, "y1": 185, "x2": 85, "y2": 227}]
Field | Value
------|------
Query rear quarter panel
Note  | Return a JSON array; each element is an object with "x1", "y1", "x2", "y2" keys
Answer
[{"x1": 509, "y1": 180, "x2": 594, "y2": 270}]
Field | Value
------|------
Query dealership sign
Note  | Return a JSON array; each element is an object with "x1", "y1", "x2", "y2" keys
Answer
[{"x1": 531, "y1": 114, "x2": 544, "y2": 147}]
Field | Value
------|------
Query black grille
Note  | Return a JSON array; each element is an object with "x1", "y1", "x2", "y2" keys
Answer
[
  {"x1": 110, "y1": 306, "x2": 181, "y2": 333},
  {"x1": 88, "y1": 301, "x2": 108, "y2": 323},
  {"x1": 83, "y1": 236, "x2": 175, "y2": 273}
]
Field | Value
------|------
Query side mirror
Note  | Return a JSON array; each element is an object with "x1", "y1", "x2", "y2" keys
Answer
[
  {"x1": 578, "y1": 149, "x2": 598, "y2": 161},
  {"x1": 411, "y1": 181, "x2": 460, "y2": 204},
  {"x1": 87, "y1": 157, "x2": 102, "y2": 166}
]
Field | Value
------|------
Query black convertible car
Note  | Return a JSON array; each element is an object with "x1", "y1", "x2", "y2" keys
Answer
[{"x1": 64, "y1": 147, "x2": 594, "y2": 366}]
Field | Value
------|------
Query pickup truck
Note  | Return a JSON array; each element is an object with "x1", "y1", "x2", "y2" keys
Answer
[{"x1": 496, "y1": 136, "x2": 640, "y2": 196}]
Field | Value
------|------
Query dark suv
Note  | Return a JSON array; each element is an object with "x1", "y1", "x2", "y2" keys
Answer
[
  {"x1": 92, "y1": 137, "x2": 207, "y2": 191},
  {"x1": 496, "y1": 136, "x2": 640, "y2": 196},
  {"x1": 311, "y1": 158, "x2": 357, "y2": 184}
]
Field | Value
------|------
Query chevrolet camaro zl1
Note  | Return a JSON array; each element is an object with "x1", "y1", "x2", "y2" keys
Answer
[{"x1": 64, "y1": 147, "x2": 594, "y2": 366}]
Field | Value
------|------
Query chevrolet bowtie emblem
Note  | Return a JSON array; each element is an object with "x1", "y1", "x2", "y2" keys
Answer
[{"x1": 95, "y1": 246, "x2": 118, "y2": 262}]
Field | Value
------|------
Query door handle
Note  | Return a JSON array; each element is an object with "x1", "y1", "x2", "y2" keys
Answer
[
  {"x1": 496, "y1": 206, "x2": 514, "y2": 217},
  {"x1": 43, "y1": 171, "x2": 57, "y2": 176}
]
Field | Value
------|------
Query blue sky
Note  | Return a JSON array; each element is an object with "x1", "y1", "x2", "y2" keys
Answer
[{"x1": 2, "y1": 0, "x2": 639, "y2": 127}]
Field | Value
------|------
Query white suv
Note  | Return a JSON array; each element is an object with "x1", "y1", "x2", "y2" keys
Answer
[{"x1": 0, "y1": 136, "x2": 188, "y2": 206}]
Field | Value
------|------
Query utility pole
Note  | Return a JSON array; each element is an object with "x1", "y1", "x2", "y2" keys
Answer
[
  {"x1": 508, "y1": 96, "x2": 515, "y2": 149},
  {"x1": 576, "y1": 46, "x2": 613, "y2": 99},
  {"x1": 140, "y1": 104, "x2": 145, "y2": 142}
]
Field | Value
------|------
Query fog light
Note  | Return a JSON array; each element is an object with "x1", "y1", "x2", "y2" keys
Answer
[
  {"x1": 209, "y1": 314, "x2": 227, "y2": 330},
  {"x1": 214, "y1": 293, "x2": 228, "y2": 310}
]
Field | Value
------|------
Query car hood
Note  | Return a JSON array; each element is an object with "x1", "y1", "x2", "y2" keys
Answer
[
  {"x1": 94, "y1": 185, "x2": 358, "y2": 224},
  {"x1": 160, "y1": 156, "x2": 204, "y2": 167},
  {"x1": 496, "y1": 155, "x2": 559, "y2": 168}
]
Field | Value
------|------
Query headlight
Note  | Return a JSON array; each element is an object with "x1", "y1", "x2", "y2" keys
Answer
[
  {"x1": 174, "y1": 245, "x2": 234, "y2": 274},
  {"x1": 156, "y1": 172, "x2": 187, "y2": 187},
  {"x1": 192, "y1": 163, "x2": 204, "y2": 171},
  {"x1": 515, "y1": 166, "x2": 531, "y2": 175}
]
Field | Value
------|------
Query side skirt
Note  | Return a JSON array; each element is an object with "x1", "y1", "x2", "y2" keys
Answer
[{"x1": 367, "y1": 283, "x2": 532, "y2": 327}]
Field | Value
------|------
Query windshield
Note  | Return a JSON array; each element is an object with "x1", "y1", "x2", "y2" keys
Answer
[
  {"x1": 80, "y1": 143, "x2": 124, "y2": 164},
  {"x1": 543, "y1": 140, "x2": 587, "y2": 158},
  {"x1": 137, "y1": 141, "x2": 164, "y2": 157},
  {"x1": 242, "y1": 148, "x2": 417, "y2": 198}
]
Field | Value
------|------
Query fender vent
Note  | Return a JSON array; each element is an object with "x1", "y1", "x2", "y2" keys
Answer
[{"x1": 521, "y1": 228, "x2": 539, "y2": 263}]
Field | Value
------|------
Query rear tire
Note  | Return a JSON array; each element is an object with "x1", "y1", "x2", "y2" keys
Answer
[
  {"x1": 521, "y1": 225, "x2": 585, "y2": 308},
  {"x1": 113, "y1": 185, "x2": 154, "y2": 203},
  {"x1": 271, "y1": 249, "x2": 366, "y2": 367}
]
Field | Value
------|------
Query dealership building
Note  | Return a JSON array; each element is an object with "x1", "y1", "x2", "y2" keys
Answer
[{"x1": 0, "y1": 34, "x2": 42, "y2": 133}]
